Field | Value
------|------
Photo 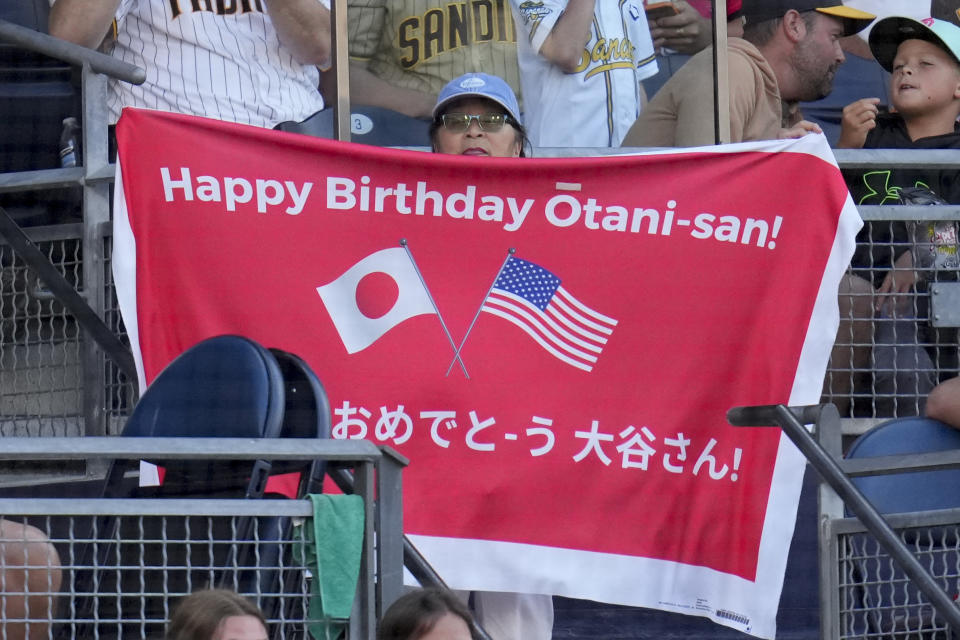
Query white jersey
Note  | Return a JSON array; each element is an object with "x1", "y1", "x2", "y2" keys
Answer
[
  {"x1": 510, "y1": 0, "x2": 658, "y2": 147},
  {"x1": 108, "y1": 0, "x2": 327, "y2": 128}
]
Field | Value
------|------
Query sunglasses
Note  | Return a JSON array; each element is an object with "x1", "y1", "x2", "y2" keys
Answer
[{"x1": 438, "y1": 112, "x2": 516, "y2": 133}]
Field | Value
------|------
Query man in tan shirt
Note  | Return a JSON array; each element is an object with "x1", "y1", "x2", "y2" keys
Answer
[{"x1": 622, "y1": 0, "x2": 874, "y2": 147}]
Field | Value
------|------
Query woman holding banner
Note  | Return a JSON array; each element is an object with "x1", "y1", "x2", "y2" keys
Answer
[
  {"x1": 430, "y1": 73, "x2": 529, "y2": 159},
  {"x1": 423, "y1": 72, "x2": 552, "y2": 640}
]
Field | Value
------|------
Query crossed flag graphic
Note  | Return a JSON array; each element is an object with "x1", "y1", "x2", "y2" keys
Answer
[{"x1": 316, "y1": 243, "x2": 618, "y2": 375}]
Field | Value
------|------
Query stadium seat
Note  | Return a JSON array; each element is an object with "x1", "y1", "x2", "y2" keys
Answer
[
  {"x1": 64, "y1": 335, "x2": 331, "y2": 640},
  {"x1": 350, "y1": 105, "x2": 430, "y2": 147},
  {"x1": 0, "y1": 0, "x2": 48, "y2": 31},
  {"x1": 117, "y1": 334, "x2": 286, "y2": 499},
  {"x1": 842, "y1": 416, "x2": 960, "y2": 637},
  {"x1": 278, "y1": 105, "x2": 430, "y2": 147},
  {"x1": 845, "y1": 416, "x2": 960, "y2": 515},
  {"x1": 268, "y1": 347, "x2": 332, "y2": 495}
]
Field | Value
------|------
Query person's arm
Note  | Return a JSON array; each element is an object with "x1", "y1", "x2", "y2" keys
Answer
[
  {"x1": 342, "y1": 0, "x2": 432, "y2": 117},
  {"x1": 348, "y1": 61, "x2": 434, "y2": 118},
  {"x1": 265, "y1": 0, "x2": 332, "y2": 68},
  {"x1": 927, "y1": 376, "x2": 960, "y2": 429},
  {"x1": 49, "y1": 0, "x2": 121, "y2": 49},
  {"x1": 533, "y1": 0, "x2": 595, "y2": 72}
]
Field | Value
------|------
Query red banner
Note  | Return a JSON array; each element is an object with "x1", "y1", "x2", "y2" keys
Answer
[{"x1": 113, "y1": 108, "x2": 859, "y2": 638}]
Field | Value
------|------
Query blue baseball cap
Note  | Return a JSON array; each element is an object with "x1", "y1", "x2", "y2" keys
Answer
[
  {"x1": 869, "y1": 16, "x2": 960, "y2": 72},
  {"x1": 433, "y1": 73, "x2": 522, "y2": 124}
]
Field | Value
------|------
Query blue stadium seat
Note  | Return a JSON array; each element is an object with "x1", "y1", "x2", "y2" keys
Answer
[
  {"x1": 269, "y1": 347, "x2": 331, "y2": 494},
  {"x1": 64, "y1": 335, "x2": 331, "y2": 640},
  {"x1": 0, "y1": 0, "x2": 48, "y2": 30},
  {"x1": 846, "y1": 416, "x2": 960, "y2": 515},
  {"x1": 119, "y1": 334, "x2": 286, "y2": 498},
  {"x1": 350, "y1": 105, "x2": 430, "y2": 147},
  {"x1": 277, "y1": 105, "x2": 430, "y2": 147}
]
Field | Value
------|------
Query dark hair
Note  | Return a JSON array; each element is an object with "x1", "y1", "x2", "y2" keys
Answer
[
  {"x1": 166, "y1": 589, "x2": 267, "y2": 640},
  {"x1": 429, "y1": 98, "x2": 530, "y2": 157},
  {"x1": 743, "y1": 9, "x2": 817, "y2": 47},
  {"x1": 376, "y1": 589, "x2": 481, "y2": 640}
]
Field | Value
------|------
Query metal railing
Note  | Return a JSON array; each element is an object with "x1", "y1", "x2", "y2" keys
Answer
[
  {"x1": 0, "y1": 19, "x2": 143, "y2": 441},
  {"x1": 4, "y1": 11, "x2": 960, "y2": 639},
  {"x1": 729, "y1": 404, "x2": 960, "y2": 640},
  {"x1": 0, "y1": 437, "x2": 405, "y2": 639},
  {"x1": 829, "y1": 149, "x2": 960, "y2": 434}
]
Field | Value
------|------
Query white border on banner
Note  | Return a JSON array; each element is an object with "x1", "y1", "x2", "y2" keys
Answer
[
  {"x1": 112, "y1": 130, "x2": 860, "y2": 639},
  {"x1": 112, "y1": 157, "x2": 146, "y2": 394},
  {"x1": 113, "y1": 159, "x2": 162, "y2": 486}
]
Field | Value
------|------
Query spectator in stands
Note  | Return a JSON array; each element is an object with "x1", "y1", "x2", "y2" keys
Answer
[
  {"x1": 377, "y1": 588, "x2": 479, "y2": 640},
  {"x1": 429, "y1": 72, "x2": 551, "y2": 640},
  {"x1": 797, "y1": 0, "x2": 895, "y2": 145},
  {"x1": 644, "y1": 0, "x2": 745, "y2": 98},
  {"x1": 47, "y1": 0, "x2": 331, "y2": 130},
  {"x1": 509, "y1": 0, "x2": 658, "y2": 147},
  {"x1": 838, "y1": 15, "x2": 960, "y2": 163},
  {"x1": 0, "y1": 519, "x2": 62, "y2": 640},
  {"x1": 834, "y1": 16, "x2": 960, "y2": 414},
  {"x1": 802, "y1": 2, "x2": 960, "y2": 145},
  {"x1": 431, "y1": 73, "x2": 527, "y2": 157},
  {"x1": 771, "y1": 2, "x2": 960, "y2": 139},
  {"x1": 165, "y1": 588, "x2": 267, "y2": 640},
  {"x1": 928, "y1": 376, "x2": 960, "y2": 428},
  {"x1": 347, "y1": 0, "x2": 521, "y2": 120},
  {"x1": 620, "y1": 0, "x2": 875, "y2": 147}
]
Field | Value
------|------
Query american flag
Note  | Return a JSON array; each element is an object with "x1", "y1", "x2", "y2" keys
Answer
[{"x1": 482, "y1": 257, "x2": 617, "y2": 372}]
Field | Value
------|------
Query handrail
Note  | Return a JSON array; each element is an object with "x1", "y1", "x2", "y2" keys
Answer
[
  {"x1": 540, "y1": 147, "x2": 960, "y2": 168},
  {"x1": 832, "y1": 148, "x2": 960, "y2": 170},
  {"x1": 841, "y1": 450, "x2": 960, "y2": 477},
  {"x1": 728, "y1": 403, "x2": 960, "y2": 634},
  {"x1": 0, "y1": 205, "x2": 138, "y2": 381},
  {"x1": 329, "y1": 466, "x2": 496, "y2": 640},
  {"x1": 0, "y1": 18, "x2": 144, "y2": 84},
  {"x1": 0, "y1": 437, "x2": 382, "y2": 461},
  {"x1": 0, "y1": 437, "x2": 403, "y2": 637}
]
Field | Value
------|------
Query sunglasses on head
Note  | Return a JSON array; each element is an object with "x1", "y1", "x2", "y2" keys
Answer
[{"x1": 438, "y1": 112, "x2": 516, "y2": 133}]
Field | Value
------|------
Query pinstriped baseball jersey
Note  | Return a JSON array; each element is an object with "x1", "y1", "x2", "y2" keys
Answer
[
  {"x1": 105, "y1": 0, "x2": 327, "y2": 127},
  {"x1": 348, "y1": 0, "x2": 523, "y2": 105},
  {"x1": 511, "y1": 0, "x2": 657, "y2": 147}
]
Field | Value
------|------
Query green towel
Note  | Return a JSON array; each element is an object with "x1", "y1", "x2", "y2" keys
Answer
[{"x1": 295, "y1": 493, "x2": 365, "y2": 640}]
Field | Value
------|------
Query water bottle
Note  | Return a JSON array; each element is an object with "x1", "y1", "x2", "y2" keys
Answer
[{"x1": 59, "y1": 117, "x2": 80, "y2": 168}]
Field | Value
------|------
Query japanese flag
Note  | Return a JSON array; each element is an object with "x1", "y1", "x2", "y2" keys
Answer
[{"x1": 317, "y1": 247, "x2": 436, "y2": 354}]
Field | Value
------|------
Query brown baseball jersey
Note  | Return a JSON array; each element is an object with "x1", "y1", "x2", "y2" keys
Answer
[{"x1": 348, "y1": 0, "x2": 524, "y2": 106}]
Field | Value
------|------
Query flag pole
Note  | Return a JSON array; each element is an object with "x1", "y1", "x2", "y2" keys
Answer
[
  {"x1": 400, "y1": 239, "x2": 470, "y2": 379},
  {"x1": 444, "y1": 248, "x2": 515, "y2": 377}
]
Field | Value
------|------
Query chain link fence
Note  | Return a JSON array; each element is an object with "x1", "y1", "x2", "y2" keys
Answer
[{"x1": 829, "y1": 510, "x2": 960, "y2": 640}]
